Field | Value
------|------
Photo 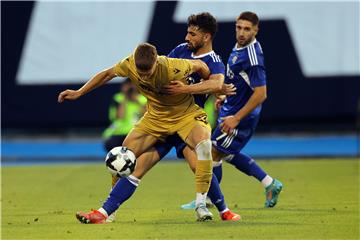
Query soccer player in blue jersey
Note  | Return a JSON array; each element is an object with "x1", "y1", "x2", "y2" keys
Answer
[
  {"x1": 211, "y1": 11, "x2": 283, "y2": 208},
  {"x1": 106, "y1": 12, "x2": 241, "y2": 222},
  {"x1": 178, "y1": 12, "x2": 283, "y2": 209}
]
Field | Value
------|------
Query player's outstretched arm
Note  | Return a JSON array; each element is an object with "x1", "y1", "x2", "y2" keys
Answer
[
  {"x1": 162, "y1": 74, "x2": 236, "y2": 95},
  {"x1": 58, "y1": 67, "x2": 117, "y2": 103}
]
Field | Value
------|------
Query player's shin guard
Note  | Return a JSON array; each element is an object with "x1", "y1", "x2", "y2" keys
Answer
[
  {"x1": 195, "y1": 160, "x2": 212, "y2": 193},
  {"x1": 195, "y1": 140, "x2": 212, "y2": 193}
]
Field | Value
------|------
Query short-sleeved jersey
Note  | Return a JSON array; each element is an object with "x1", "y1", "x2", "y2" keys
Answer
[
  {"x1": 219, "y1": 39, "x2": 266, "y2": 122},
  {"x1": 114, "y1": 54, "x2": 196, "y2": 120},
  {"x1": 168, "y1": 43, "x2": 225, "y2": 108}
]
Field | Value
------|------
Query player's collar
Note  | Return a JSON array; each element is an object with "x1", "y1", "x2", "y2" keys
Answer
[
  {"x1": 191, "y1": 50, "x2": 215, "y2": 59},
  {"x1": 234, "y1": 38, "x2": 257, "y2": 50}
]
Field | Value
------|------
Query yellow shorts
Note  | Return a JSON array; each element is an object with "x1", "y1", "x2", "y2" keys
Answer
[{"x1": 133, "y1": 107, "x2": 211, "y2": 141}]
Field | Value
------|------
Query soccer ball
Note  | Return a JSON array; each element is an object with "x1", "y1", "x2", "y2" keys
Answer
[{"x1": 105, "y1": 146, "x2": 136, "y2": 177}]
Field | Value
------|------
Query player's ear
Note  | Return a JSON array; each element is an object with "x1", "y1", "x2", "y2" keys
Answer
[
  {"x1": 253, "y1": 25, "x2": 259, "y2": 35},
  {"x1": 204, "y1": 33, "x2": 211, "y2": 42}
]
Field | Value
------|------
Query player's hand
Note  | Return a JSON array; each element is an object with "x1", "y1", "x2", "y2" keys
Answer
[
  {"x1": 57, "y1": 89, "x2": 82, "y2": 103},
  {"x1": 215, "y1": 96, "x2": 226, "y2": 111},
  {"x1": 220, "y1": 115, "x2": 239, "y2": 134},
  {"x1": 221, "y1": 83, "x2": 236, "y2": 96},
  {"x1": 162, "y1": 81, "x2": 188, "y2": 95}
]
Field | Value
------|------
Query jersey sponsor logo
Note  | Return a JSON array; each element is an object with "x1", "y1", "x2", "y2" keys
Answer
[
  {"x1": 139, "y1": 82, "x2": 166, "y2": 96},
  {"x1": 226, "y1": 64, "x2": 234, "y2": 79},
  {"x1": 139, "y1": 83, "x2": 152, "y2": 92},
  {"x1": 194, "y1": 113, "x2": 208, "y2": 124}
]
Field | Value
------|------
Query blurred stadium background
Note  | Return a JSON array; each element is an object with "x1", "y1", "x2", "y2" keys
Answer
[
  {"x1": 1, "y1": 1, "x2": 359, "y2": 239},
  {"x1": 2, "y1": 1, "x2": 359, "y2": 162}
]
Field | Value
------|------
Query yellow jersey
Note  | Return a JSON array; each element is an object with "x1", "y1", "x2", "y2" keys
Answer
[{"x1": 114, "y1": 54, "x2": 198, "y2": 120}]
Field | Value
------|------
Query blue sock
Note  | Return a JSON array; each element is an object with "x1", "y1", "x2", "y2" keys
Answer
[
  {"x1": 228, "y1": 152, "x2": 267, "y2": 181},
  {"x1": 213, "y1": 162, "x2": 223, "y2": 183},
  {"x1": 207, "y1": 174, "x2": 227, "y2": 212},
  {"x1": 102, "y1": 176, "x2": 139, "y2": 215}
]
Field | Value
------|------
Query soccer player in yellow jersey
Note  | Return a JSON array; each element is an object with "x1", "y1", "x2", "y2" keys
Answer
[
  {"x1": 106, "y1": 12, "x2": 240, "y2": 223},
  {"x1": 58, "y1": 43, "x2": 214, "y2": 222}
]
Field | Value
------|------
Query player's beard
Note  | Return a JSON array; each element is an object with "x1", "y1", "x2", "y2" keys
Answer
[
  {"x1": 187, "y1": 41, "x2": 204, "y2": 53},
  {"x1": 237, "y1": 36, "x2": 253, "y2": 48}
]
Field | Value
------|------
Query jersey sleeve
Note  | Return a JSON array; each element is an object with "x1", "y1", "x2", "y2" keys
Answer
[
  {"x1": 168, "y1": 46, "x2": 179, "y2": 58},
  {"x1": 247, "y1": 65, "x2": 267, "y2": 87},
  {"x1": 167, "y1": 57, "x2": 194, "y2": 82},
  {"x1": 167, "y1": 43, "x2": 186, "y2": 58},
  {"x1": 113, "y1": 55, "x2": 132, "y2": 77},
  {"x1": 207, "y1": 60, "x2": 225, "y2": 75}
]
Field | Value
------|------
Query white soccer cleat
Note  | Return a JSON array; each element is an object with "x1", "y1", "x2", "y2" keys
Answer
[
  {"x1": 106, "y1": 212, "x2": 116, "y2": 223},
  {"x1": 195, "y1": 203, "x2": 213, "y2": 221}
]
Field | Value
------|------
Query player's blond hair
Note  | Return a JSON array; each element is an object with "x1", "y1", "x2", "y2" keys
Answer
[{"x1": 134, "y1": 43, "x2": 158, "y2": 71}]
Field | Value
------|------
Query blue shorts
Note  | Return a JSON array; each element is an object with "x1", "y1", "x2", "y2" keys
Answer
[
  {"x1": 154, "y1": 134, "x2": 187, "y2": 159},
  {"x1": 211, "y1": 116, "x2": 259, "y2": 155}
]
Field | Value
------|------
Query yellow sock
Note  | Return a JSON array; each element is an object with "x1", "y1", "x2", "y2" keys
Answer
[
  {"x1": 112, "y1": 176, "x2": 119, "y2": 187},
  {"x1": 195, "y1": 160, "x2": 212, "y2": 193}
]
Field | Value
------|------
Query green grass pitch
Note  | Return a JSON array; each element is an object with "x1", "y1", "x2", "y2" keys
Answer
[{"x1": 1, "y1": 159, "x2": 359, "y2": 239}]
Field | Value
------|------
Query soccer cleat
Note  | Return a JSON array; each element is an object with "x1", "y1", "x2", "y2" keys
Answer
[
  {"x1": 195, "y1": 203, "x2": 213, "y2": 221},
  {"x1": 181, "y1": 200, "x2": 196, "y2": 210},
  {"x1": 76, "y1": 210, "x2": 107, "y2": 224},
  {"x1": 265, "y1": 179, "x2": 283, "y2": 208},
  {"x1": 106, "y1": 211, "x2": 116, "y2": 223},
  {"x1": 181, "y1": 198, "x2": 214, "y2": 210},
  {"x1": 220, "y1": 210, "x2": 241, "y2": 221}
]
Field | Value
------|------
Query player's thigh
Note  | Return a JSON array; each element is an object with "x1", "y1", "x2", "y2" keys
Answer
[
  {"x1": 122, "y1": 129, "x2": 157, "y2": 157},
  {"x1": 132, "y1": 147, "x2": 160, "y2": 179},
  {"x1": 211, "y1": 123, "x2": 254, "y2": 156},
  {"x1": 177, "y1": 110, "x2": 211, "y2": 149},
  {"x1": 185, "y1": 124, "x2": 211, "y2": 149},
  {"x1": 183, "y1": 146, "x2": 197, "y2": 173}
]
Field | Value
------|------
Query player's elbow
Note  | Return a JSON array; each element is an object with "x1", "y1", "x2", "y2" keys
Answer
[
  {"x1": 194, "y1": 60, "x2": 210, "y2": 79},
  {"x1": 254, "y1": 86, "x2": 267, "y2": 103},
  {"x1": 262, "y1": 90, "x2": 267, "y2": 100},
  {"x1": 260, "y1": 91, "x2": 267, "y2": 103}
]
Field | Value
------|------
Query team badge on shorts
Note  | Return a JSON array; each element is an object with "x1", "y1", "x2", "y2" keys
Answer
[{"x1": 195, "y1": 113, "x2": 208, "y2": 124}]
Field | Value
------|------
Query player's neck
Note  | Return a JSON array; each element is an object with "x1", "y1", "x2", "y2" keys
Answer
[{"x1": 193, "y1": 43, "x2": 213, "y2": 57}]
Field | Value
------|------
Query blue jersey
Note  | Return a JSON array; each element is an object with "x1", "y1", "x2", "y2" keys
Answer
[
  {"x1": 219, "y1": 39, "x2": 266, "y2": 122},
  {"x1": 168, "y1": 43, "x2": 225, "y2": 108}
]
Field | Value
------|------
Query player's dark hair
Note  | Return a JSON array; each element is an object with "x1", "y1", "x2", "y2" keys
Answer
[
  {"x1": 134, "y1": 43, "x2": 157, "y2": 71},
  {"x1": 237, "y1": 11, "x2": 259, "y2": 26},
  {"x1": 187, "y1": 12, "x2": 218, "y2": 38}
]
